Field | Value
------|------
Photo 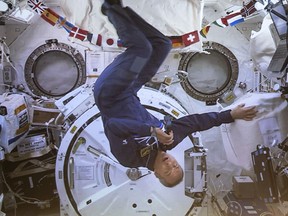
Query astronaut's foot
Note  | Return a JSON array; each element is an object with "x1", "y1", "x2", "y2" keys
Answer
[
  {"x1": 101, "y1": 3, "x2": 109, "y2": 16},
  {"x1": 106, "y1": 0, "x2": 123, "y2": 6},
  {"x1": 101, "y1": 0, "x2": 123, "y2": 16}
]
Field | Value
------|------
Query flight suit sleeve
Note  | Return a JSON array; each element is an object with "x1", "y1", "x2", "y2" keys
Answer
[{"x1": 171, "y1": 110, "x2": 234, "y2": 145}]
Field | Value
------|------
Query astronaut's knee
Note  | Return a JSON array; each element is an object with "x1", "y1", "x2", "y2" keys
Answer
[
  {"x1": 141, "y1": 40, "x2": 153, "y2": 58},
  {"x1": 129, "y1": 41, "x2": 152, "y2": 73}
]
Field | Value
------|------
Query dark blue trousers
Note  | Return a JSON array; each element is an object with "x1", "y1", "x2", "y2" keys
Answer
[{"x1": 93, "y1": 5, "x2": 172, "y2": 118}]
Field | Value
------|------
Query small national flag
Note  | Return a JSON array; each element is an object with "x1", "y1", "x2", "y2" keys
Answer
[
  {"x1": 27, "y1": 0, "x2": 48, "y2": 15},
  {"x1": 212, "y1": 18, "x2": 228, "y2": 28},
  {"x1": 117, "y1": 39, "x2": 124, "y2": 47},
  {"x1": 241, "y1": 0, "x2": 257, "y2": 17},
  {"x1": 200, "y1": 25, "x2": 211, "y2": 38},
  {"x1": 101, "y1": 36, "x2": 120, "y2": 48},
  {"x1": 57, "y1": 16, "x2": 75, "y2": 33},
  {"x1": 87, "y1": 33, "x2": 102, "y2": 46},
  {"x1": 106, "y1": 38, "x2": 115, "y2": 46},
  {"x1": 69, "y1": 27, "x2": 89, "y2": 41},
  {"x1": 224, "y1": 12, "x2": 244, "y2": 26},
  {"x1": 182, "y1": 30, "x2": 200, "y2": 46},
  {"x1": 169, "y1": 36, "x2": 183, "y2": 48},
  {"x1": 41, "y1": 8, "x2": 59, "y2": 26}
]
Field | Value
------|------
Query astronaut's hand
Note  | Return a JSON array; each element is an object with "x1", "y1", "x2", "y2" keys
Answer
[
  {"x1": 151, "y1": 127, "x2": 174, "y2": 145},
  {"x1": 230, "y1": 103, "x2": 258, "y2": 121}
]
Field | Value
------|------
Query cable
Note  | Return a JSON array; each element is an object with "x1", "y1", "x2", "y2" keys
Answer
[
  {"x1": 0, "y1": 83, "x2": 13, "y2": 88},
  {"x1": 207, "y1": 174, "x2": 232, "y2": 216},
  {"x1": 210, "y1": 176, "x2": 218, "y2": 195},
  {"x1": 54, "y1": 112, "x2": 64, "y2": 125},
  {"x1": 1, "y1": 169, "x2": 56, "y2": 206},
  {"x1": 279, "y1": 166, "x2": 288, "y2": 177},
  {"x1": 210, "y1": 194, "x2": 226, "y2": 216},
  {"x1": 45, "y1": 118, "x2": 55, "y2": 147},
  {"x1": 284, "y1": 151, "x2": 288, "y2": 164},
  {"x1": 246, "y1": 76, "x2": 270, "y2": 93}
]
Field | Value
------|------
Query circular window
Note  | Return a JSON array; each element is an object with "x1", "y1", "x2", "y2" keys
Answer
[
  {"x1": 178, "y1": 41, "x2": 238, "y2": 104},
  {"x1": 25, "y1": 39, "x2": 86, "y2": 98}
]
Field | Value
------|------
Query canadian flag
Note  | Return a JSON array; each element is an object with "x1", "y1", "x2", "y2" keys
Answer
[{"x1": 182, "y1": 30, "x2": 200, "y2": 46}]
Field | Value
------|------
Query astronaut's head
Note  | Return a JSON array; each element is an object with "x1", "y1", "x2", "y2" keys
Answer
[{"x1": 153, "y1": 151, "x2": 183, "y2": 187}]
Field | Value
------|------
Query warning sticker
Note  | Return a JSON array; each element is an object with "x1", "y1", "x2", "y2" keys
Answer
[{"x1": 75, "y1": 166, "x2": 94, "y2": 180}]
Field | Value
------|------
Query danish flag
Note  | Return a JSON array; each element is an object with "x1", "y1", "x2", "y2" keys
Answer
[{"x1": 69, "y1": 27, "x2": 89, "y2": 41}]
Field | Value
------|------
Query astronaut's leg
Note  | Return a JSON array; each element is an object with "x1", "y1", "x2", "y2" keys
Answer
[
  {"x1": 124, "y1": 7, "x2": 172, "y2": 92},
  {"x1": 93, "y1": 3, "x2": 152, "y2": 108}
]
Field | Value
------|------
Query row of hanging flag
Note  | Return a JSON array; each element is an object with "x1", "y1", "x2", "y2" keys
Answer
[
  {"x1": 200, "y1": 0, "x2": 259, "y2": 38},
  {"x1": 27, "y1": 0, "x2": 259, "y2": 49}
]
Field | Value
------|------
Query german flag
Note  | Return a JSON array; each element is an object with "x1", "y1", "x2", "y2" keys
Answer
[
  {"x1": 169, "y1": 36, "x2": 183, "y2": 48},
  {"x1": 200, "y1": 25, "x2": 211, "y2": 38}
]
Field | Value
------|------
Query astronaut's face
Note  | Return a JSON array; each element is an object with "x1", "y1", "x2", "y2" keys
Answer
[{"x1": 153, "y1": 151, "x2": 183, "y2": 187}]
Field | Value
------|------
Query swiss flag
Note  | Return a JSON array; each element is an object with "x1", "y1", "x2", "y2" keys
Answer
[{"x1": 182, "y1": 30, "x2": 199, "y2": 46}]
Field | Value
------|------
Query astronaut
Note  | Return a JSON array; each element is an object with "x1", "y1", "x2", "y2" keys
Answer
[{"x1": 93, "y1": 0, "x2": 257, "y2": 187}]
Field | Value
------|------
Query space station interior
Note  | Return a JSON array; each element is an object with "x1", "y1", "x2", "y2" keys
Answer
[{"x1": 0, "y1": 0, "x2": 287, "y2": 215}]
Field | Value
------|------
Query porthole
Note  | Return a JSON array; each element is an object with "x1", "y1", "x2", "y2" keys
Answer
[
  {"x1": 24, "y1": 39, "x2": 86, "y2": 98},
  {"x1": 178, "y1": 41, "x2": 239, "y2": 104}
]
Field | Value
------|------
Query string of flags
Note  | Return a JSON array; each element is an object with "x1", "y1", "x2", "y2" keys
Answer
[
  {"x1": 27, "y1": 0, "x2": 259, "y2": 49},
  {"x1": 200, "y1": 0, "x2": 258, "y2": 38}
]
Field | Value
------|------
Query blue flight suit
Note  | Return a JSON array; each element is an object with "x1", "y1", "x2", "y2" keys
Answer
[{"x1": 93, "y1": 5, "x2": 234, "y2": 170}]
